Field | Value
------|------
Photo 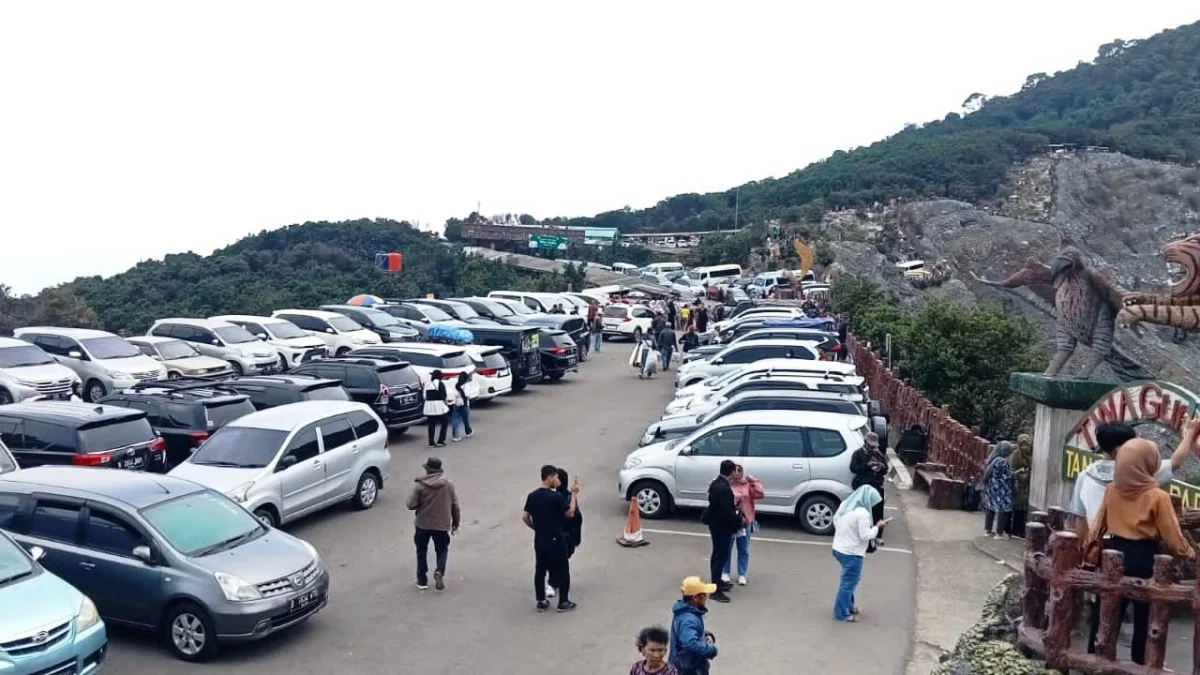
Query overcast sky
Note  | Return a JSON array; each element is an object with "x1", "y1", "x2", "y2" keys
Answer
[{"x1": 2, "y1": 1, "x2": 1197, "y2": 295}]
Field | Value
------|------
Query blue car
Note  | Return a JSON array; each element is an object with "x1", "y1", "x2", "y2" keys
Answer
[{"x1": 0, "y1": 529, "x2": 107, "y2": 675}]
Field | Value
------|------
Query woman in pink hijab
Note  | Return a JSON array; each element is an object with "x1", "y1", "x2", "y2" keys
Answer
[{"x1": 721, "y1": 463, "x2": 765, "y2": 586}]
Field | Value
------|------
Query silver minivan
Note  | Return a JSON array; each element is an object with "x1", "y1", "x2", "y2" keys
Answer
[
  {"x1": 617, "y1": 410, "x2": 867, "y2": 535},
  {"x1": 169, "y1": 400, "x2": 391, "y2": 527},
  {"x1": 14, "y1": 327, "x2": 167, "y2": 402},
  {"x1": 0, "y1": 336, "x2": 81, "y2": 405},
  {"x1": 148, "y1": 319, "x2": 278, "y2": 376}
]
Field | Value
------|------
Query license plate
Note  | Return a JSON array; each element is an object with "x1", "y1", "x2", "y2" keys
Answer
[
  {"x1": 289, "y1": 588, "x2": 322, "y2": 612},
  {"x1": 118, "y1": 455, "x2": 145, "y2": 470},
  {"x1": 401, "y1": 394, "x2": 418, "y2": 404},
  {"x1": 567, "y1": 356, "x2": 577, "y2": 366}
]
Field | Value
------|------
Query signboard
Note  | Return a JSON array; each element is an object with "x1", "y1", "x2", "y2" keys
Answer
[
  {"x1": 529, "y1": 234, "x2": 568, "y2": 251},
  {"x1": 1062, "y1": 380, "x2": 1200, "y2": 507}
]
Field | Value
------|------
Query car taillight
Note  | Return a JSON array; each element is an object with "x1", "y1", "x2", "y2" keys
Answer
[
  {"x1": 73, "y1": 452, "x2": 114, "y2": 467},
  {"x1": 477, "y1": 368, "x2": 499, "y2": 376},
  {"x1": 548, "y1": 346, "x2": 567, "y2": 355},
  {"x1": 832, "y1": 344, "x2": 841, "y2": 352},
  {"x1": 439, "y1": 371, "x2": 459, "y2": 380},
  {"x1": 188, "y1": 431, "x2": 209, "y2": 446},
  {"x1": 622, "y1": 317, "x2": 632, "y2": 322},
  {"x1": 376, "y1": 384, "x2": 390, "y2": 405},
  {"x1": 151, "y1": 436, "x2": 166, "y2": 451}
]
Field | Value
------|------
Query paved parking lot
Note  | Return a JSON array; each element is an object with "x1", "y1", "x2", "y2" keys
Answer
[{"x1": 106, "y1": 346, "x2": 917, "y2": 674}]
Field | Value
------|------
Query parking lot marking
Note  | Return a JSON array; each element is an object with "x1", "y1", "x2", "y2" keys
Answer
[{"x1": 641, "y1": 528, "x2": 914, "y2": 555}]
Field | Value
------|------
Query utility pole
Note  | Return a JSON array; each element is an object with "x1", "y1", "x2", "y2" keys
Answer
[{"x1": 733, "y1": 186, "x2": 740, "y2": 231}]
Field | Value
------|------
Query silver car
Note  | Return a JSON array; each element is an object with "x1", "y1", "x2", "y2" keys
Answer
[
  {"x1": 148, "y1": 319, "x2": 279, "y2": 376},
  {"x1": 673, "y1": 339, "x2": 822, "y2": 388},
  {"x1": 0, "y1": 336, "x2": 81, "y2": 404},
  {"x1": 169, "y1": 400, "x2": 391, "y2": 527},
  {"x1": 126, "y1": 336, "x2": 236, "y2": 379},
  {"x1": 617, "y1": 410, "x2": 867, "y2": 535},
  {"x1": 14, "y1": 327, "x2": 167, "y2": 402}
]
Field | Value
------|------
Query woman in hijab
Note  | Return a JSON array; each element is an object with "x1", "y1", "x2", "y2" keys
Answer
[
  {"x1": 830, "y1": 485, "x2": 886, "y2": 622},
  {"x1": 451, "y1": 371, "x2": 474, "y2": 442},
  {"x1": 1008, "y1": 434, "x2": 1034, "y2": 537},
  {"x1": 423, "y1": 370, "x2": 451, "y2": 448},
  {"x1": 1084, "y1": 438, "x2": 1195, "y2": 664},
  {"x1": 545, "y1": 467, "x2": 583, "y2": 600},
  {"x1": 721, "y1": 463, "x2": 765, "y2": 586},
  {"x1": 981, "y1": 442, "x2": 1015, "y2": 539}
]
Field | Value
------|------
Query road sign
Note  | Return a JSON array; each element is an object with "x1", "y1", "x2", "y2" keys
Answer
[{"x1": 529, "y1": 234, "x2": 568, "y2": 250}]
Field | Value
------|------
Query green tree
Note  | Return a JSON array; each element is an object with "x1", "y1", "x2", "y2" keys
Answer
[{"x1": 31, "y1": 286, "x2": 101, "y2": 329}]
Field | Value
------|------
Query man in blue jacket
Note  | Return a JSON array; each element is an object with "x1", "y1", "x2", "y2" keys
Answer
[{"x1": 670, "y1": 576, "x2": 718, "y2": 675}]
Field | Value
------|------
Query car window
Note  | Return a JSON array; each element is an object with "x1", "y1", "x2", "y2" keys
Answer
[
  {"x1": 349, "y1": 410, "x2": 380, "y2": 438},
  {"x1": 744, "y1": 425, "x2": 805, "y2": 458},
  {"x1": 632, "y1": 307, "x2": 652, "y2": 318},
  {"x1": 134, "y1": 343, "x2": 157, "y2": 357},
  {"x1": 264, "y1": 387, "x2": 297, "y2": 408},
  {"x1": 327, "y1": 316, "x2": 361, "y2": 333},
  {"x1": 378, "y1": 367, "x2": 418, "y2": 388},
  {"x1": 77, "y1": 417, "x2": 155, "y2": 452},
  {"x1": 284, "y1": 425, "x2": 320, "y2": 463},
  {"x1": 141, "y1": 490, "x2": 262, "y2": 557},
  {"x1": 85, "y1": 511, "x2": 145, "y2": 557},
  {"x1": 189, "y1": 427, "x2": 288, "y2": 468},
  {"x1": 304, "y1": 384, "x2": 352, "y2": 402},
  {"x1": 239, "y1": 322, "x2": 266, "y2": 337},
  {"x1": 80, "y1": 336, "x2": 141, "y2": 359},
  {"x1": 204, "y1": 399, "x2": 256, "y2": 428},
  {"x1": 0, "y1": 419, "x2": 19, "y2": 449},
  {"x1": 320, "y1": 416, "x2": 355, "y2": 450},
  {"x1": 27, "y1": 501, "x2": 82, "y2": 543},
  {"x1": 721, "y1": 346, "x2": 771, "y2": 364},
  {"x1": 117, "y1": 399, "x2": 169, "y2": 429},
  {"x1": 266, "y1": 320, "x2": 307, "y2": 339},
  {"x1": 0, "y1": 344, "x2": 56, "y2": 368},
  {"x1": 344, "y1": 367, "x2": 376, "y2": 390},
  {"x1": 21, "y1": 420, "x2": 76, "y2": 453},
  {"x1": 280, "y1": 314, "x2": 315, "y2": 331},
  {"x1": 0, "y1": 493, "x2": 21, "y2": 529},
  {"x1": 807, "y1": 429, "x2": 849, "y2": 458},
  {"x1": 689, "y1": 426, "x2": 745, "y2": 457}
]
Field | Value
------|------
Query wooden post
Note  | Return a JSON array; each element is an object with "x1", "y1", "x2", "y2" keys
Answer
[
  {"x1": 1044, "y1": 531, "x2": 1082, "y2": 668},
  {"x1": 1046, "y1": 506, "x2": 1068, "y2": 533},
  {"x1": 1144, "y1": 554, "x2": 1176, "y2": 669},
  {"x1": 1023, "y1": 521, "x2": 1050, "y2": 631},
  {"x1": 1094, "y1": 548, "x2": 1126, "y2": 661}
]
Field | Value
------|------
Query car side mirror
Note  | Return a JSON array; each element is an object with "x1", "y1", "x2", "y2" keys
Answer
[
  {"x1": 257, "y1": 334, "x2": 268, "y2": 341},
  {"x1": 132, "y1": 545, "x2": 154, "y2": 564},
  {"x1": 326, "y1": 328, "x2": 336, "y2": 334},
  {"x1": 29, "y1": 546, "x2": 45, "y2": 561},
  {"x1": 713, "y1": 358, "x2": 723, "y2": 365},
  {"x1": 277, "y1": 455, "x2": 298, "y2": 472},
  {"x1": 678, "y1": 446, "x2": 692, "y2": 456},
  {"x1": 151, "y1": 354, "x2": 163, "y2": 361},
  {"x1": 212, "y1": 339, "x2": 221, "y2": 346},
  {"x1": 68, "y1": 350, "x2": 83, "y2": 359}
]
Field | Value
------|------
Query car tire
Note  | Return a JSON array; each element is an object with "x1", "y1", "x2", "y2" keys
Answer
[
  {"x1": 630, "y1": 480, "x2": 671, "y2": 519},
  {"x1": 229, "y1": 361, "x2": 244, "y2": 377},
  {"x1": 352, "y1": 471, "x2": 380, "y2": 510},
  {"x1": 547, "y1": 373, "x2": 564, "y2": 381},
  {"x1": 335, "y1": 347, "x2": 350, "y2": 357},
  {"x1": 278, "y1": 355, "x2": 289, "y2": 371},
  {"x1": 252, "y1": 506, "x2": 279, "y2": 528},
  {"x1": 633, "y1": 328, "x2": 643, "y2": 343},
  {"x1": 84, "y1": 379, "x2": 107, "y2": 403},
  {"x1": 0, "y1": 388, "x2": 12, "y2": 406},
  {"x1": 163, "y1": 602, "x2": 219, "y2": 662},
  {"x1": 394, "y1": 426, "x2": 408, "y2": 435},
  {"x1": 167, "y1": 371, "x2": 181, "y2": 380},
  {"x1": 798, "y1": 495, "x2": 840, "y2": 536}
]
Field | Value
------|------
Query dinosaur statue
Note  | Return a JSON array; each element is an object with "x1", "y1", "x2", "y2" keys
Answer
[
  {"x1": 971, "y1": 243, "x2": 1125, "y2": 379},
  {"x1": 1119, "y1": 232, "x2": 1200, "y2": 331}
]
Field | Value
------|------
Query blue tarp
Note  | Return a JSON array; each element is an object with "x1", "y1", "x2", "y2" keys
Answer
[
  {"x1": 761, "y1": 318, "x2": 834, "y2": 329},
  {"x1": 427, "y1": 323, "x2": 474, "y2": 345}
]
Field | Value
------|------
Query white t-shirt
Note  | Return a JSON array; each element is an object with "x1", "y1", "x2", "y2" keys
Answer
[
  {"x1": 832, "y1": 507, "x2": 879, "y2": 557},
  {"x1": 1068, "y1": 458, "x2": 1173, "y2": 527}
]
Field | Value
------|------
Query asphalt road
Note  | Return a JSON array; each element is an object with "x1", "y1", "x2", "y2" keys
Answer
[{"x1": 106, "y1": 344, "x2": 917, "y2": 674}]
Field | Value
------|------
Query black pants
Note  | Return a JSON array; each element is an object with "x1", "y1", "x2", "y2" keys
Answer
[
  {"x1": 872, "y1": 495, "x2": 885, "y2": 527},
  {"x1": 1087, "y1": 536, "x2": 1158, "y2": 665},
  {"x1": 1010, "y1": 509, "x2": 1028, "y2": 538},
  {"x1": 414, "y1": 528, "x2": 450, "y2": 584},
  {"x1": 427, "y1": 413, "x2": 449, "y2": 446},
  {"x1": 984, "y1": 509, "x2": 1011, "y2": 535},
  {"x1": 534, "y1": 538, "x2": 570, "y2": 604},
  {"x1": 709, "y1": 531, "x2": 733, "y2": 587}
]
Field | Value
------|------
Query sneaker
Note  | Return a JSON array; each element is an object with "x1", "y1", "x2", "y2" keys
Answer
[
  {"x1": 876, "y1": 538, "x2": 885, "y2": 547},
  {"x1": 737, "y1": 576, "x2": 747, "y2": 586},
  {"x1": 436, "y1": 442, "x2": 447, "y2": 447},
  {"x1": 710, "y1": 591, "x2": 731, "y2": 603},
  {"x1": 452, "y1": 437, "x2": 462, "y2": 443},
  {"x1": 556, "y1": 601, "x2": 577, "y2": 613},
  {"x1": 466, "y1": 431, "x2": 474, "y2": 438},
  {"x1": 718, "y1": 581, "x2": 734, "y2": 592},
  {"x1": 434, "y1": 571, "x2": 444, "y2": 591},
  {"x1": 720, "y1": 573, "x2": 731, "y2": 583},
  {"x1": 546, "y1": 584, "x2": 556, "y2": 598},
  {"x1": 536, "y1": 601, "x2": 550, "y2": 613},
  {"x1": 416, "y1": 580, "x2": 429, "y2": 590}
]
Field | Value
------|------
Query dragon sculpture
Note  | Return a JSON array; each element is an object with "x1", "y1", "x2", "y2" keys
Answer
[
  {"x1": 1118, "y1": 232, "x2": 1200, "y2": 331},
  {"x1": 972, "y1": 242, "x2": 1125, "y2": 379}
]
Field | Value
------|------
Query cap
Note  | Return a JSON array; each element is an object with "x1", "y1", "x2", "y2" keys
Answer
[
  {"x1": 423, "y1": 457, "x2": 443, "y2": 473},
  {"x1": 680, "y1": 576, "x2": 718, "y2": 597}
]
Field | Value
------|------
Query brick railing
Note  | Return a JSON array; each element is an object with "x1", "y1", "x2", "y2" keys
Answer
[{"x1": 850, "y1": 334, "x2": 992, "y2": 483}]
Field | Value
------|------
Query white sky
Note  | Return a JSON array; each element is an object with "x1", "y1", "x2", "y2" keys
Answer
[{"x1": 2, "y1": 1, "x2": 1197, "y2": 295}]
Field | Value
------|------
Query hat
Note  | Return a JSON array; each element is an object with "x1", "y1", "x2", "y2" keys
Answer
[
  {"x1": 423, "y1": 457, "x2": 443, "y2": 473},
  {"x1": 680, "y1": 576, "x2": 717, "y2": 597}
]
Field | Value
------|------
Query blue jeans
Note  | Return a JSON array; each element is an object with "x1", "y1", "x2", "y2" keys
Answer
[
  {"x1": 592, "y1": 333, "x2": 602, "y2": 352},
  {"x1": 660, "y1": 345, "x2": 674, "y2": 370},
  {"x1": 722, "y1": 531, "x2": 750, "y2": 577},
  {"x1": 832, "y1": 550, "x2": 863, "y2": 620},
  {"x1": 451, "y1": 403, "x2": 472, "y2": 438}
]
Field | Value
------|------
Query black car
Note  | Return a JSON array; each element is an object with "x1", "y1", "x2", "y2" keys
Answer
[
  {"x1": 0, "y1": 401, "x2": 165, "y2": 472},
  {"x1": 98, "y1": 380, "x2": 257, "y2": 469},
  {"x1": 320, "y1": 304, "x2": 420, "y2": 343},
  {"x1": 465, "y1": 325, "x2": 543, "y2": 390},
  {"x1": 452, "y1": 297, "x2": 526, "y2": 325},
  {"x1": 404, "y1": 298, "x2": 501, "y2": 326},
  {"x1": 377, "y1": 302, "x2": 466, "y2": 331},
  {"x1": 536, "y1": 328, "x2": 578, "y2": 381},
  {"x1": 522, "y1": 314, "x2": 591, "y2": 361},
  {"x1": 291, "y1": 357, "x2": 424, "y2": 431},
  {"x1": 221, "y1": 374, "x2": 352, "y2": 410}
]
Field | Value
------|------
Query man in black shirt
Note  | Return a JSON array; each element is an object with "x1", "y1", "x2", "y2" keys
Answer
[
  {"x1": 523, "y1": 464, "x2": 580, "y2": 612},
  {"x1": 705, "y1": 460, "x2": 742, "y2": 603}
]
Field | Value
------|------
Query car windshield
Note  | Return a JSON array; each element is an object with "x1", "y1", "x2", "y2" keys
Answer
[
  {"x1": 78, "y1": 417, "x2": 155, "y2": 452},
  {"x1": 505, "y1": 301, "x2": 536, "y2": 315},
  {"x1": 81, "y1": 336, "x2": 141, "y2": 359},
  {"x1": 0, "y1": 344, "x2": 55, "y2": 368},
  {"x1": 156, "y1": 340, "x2": 200, "y2": 360},
  {"x1": 205, "y1": 399, "x2": 257, "y2": 428},
  {"x1": 188, "y1": 427, "x2": 288, "y2": 468},
  {"x1": 706, "y1": 369, "x2": 744, "y2": 389},
  {"x1": 440, "y1": 352, "x2": 473, "y2": 368},
  {"x1": 266, "y1": 321, "x2": 307, "y2": 339},
  {"x1": 142, "y1": 491, "x2": 264, "y2": 557},
  {"x1": 603, "y1": 305, "x2": 628, "y2": 318},
  {"x1": 328, "y1": 316, "x2": 363, "y2": 332},
  {"x1": 360, "y1": 310, "x2": 401, "y2": 328},
  {"x1": 304, "y1": 384, "x2": 352, "y2": 401},
  {"x1": 409, "y1": 304, "x2": 450, "y2": 321},
  {"x1": 214, "y1": 326, "x2": 258, "y2": 344},
  {"x1": 0, "y1": 534, "x2": 34, "y2": 586},
  {"x1": 482, "y1": 301, "x2": 515, "y2": 316},
  {"x1": 444, "y1": 303, "x2": 478, "y2": 319}
]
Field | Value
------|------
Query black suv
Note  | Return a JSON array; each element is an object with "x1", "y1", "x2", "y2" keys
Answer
[
  {"x1": 98, "y1": 380, "x2": 258, "y2": 469},
  {"x1": 537, "y1": 328, "x2": 579, "y2": 381},
  {"x1": 223, "y1": 374, "x2": 352, "y2": 411},
  {"x1": 319, "y1": 304, "x2": 420, "y2": 343},
  {"x1": 291, "y1": 357, "x2": 424, "y2": 431},
  {"x1": 0, "y1": 401, "x2": 165, "y2": 472},
  {"x1": 464, "y1": 325, "x2": 543, "y2": 390},
  {"x1": 522, "y1": 314, "x2": 591, "y2": 361}
]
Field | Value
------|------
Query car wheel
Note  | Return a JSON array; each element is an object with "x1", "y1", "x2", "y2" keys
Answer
[
  {"x1": 798, "y1": 495, "x2": 840, "y2": 536},
  {"x1": 335, "y1": 347, "x2": 350, "y2": 357},
  {"x1": 252, "y1": 506, "x2": 279, "y2": 528},
  {"x1": 229, "y1": 361, "x2": 244, "y2": 376},
  {"x1": 547, "y1": 373, "x2": 563, "y2": 381},
  {"x1": 163, "y1": 602, "x2": 219, "y2": 662},
  {"x1": 631, "y1": 480, "x2": 670, "y2": 519},
  {"x1": 278, "y1": 355, "x2": 289, "y2": 371},
  {"x1": 633, "y1": 328, "x2": 643, "y2": 343},
  {"x1": 393, "y1": 426, "x2": 408, "y2": 435},
  {"x1": 0, "y1": 388, "x2": 12, "y2": 406},
  {"x1": 353, "y1": 471, "x2": 380, "y2": 510},
  {"x1": 84, "y1": 380, "x2": 107, "y2": 403},
  {"x1": 167, "y1": 371, "x2": 181, "y2": 380}
]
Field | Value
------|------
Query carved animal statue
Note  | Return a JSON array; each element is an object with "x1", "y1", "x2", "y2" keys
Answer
[
  {"x1": 1118, "y1": 232, "x2": 1200, "y2": 330},
  {"x1": 972, "y1": 244, "x2": 1125, "y2": 378}
]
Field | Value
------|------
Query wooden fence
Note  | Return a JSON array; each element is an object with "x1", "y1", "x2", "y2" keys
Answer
[{"x1": 849, "y1": 335, "x2": 992, "y2": 483}]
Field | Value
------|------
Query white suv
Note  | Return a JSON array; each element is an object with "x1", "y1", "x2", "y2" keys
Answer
[
  {"x1": 600, "y1": 304, "x2": 655, "y2": 342},
  {"x1": 271, "y1": 309, "x2": 382, "y2": 356},
  {"x1": 0, "y1": 336, "x2": 81, "y2": 405},
  {"x1": 346, "y1": 343, "x2": 480, "y2": 399},
  {"x1": 211, "y1": 314, "x2": 329, "y2": 371},
  {"x1": 14, "y1": 327, "x2": 167, "y2": 402},
  {"x1": 148, "y1": 318, "x2": 279, "y2": 376}
]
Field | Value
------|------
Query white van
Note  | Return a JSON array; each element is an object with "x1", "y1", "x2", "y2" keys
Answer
[
  {"x1": 691, "y1": 264, "x2": 743, "y2": 286},
  {"x1": 612, "y1": 263, "x2": 639, "y2": 273},
  {"x1": 896, "y1": 260, "x2": 928, "y2": 279},
  {"x1": 643, "y1": 262, "x2": 684, "y2": 276}
]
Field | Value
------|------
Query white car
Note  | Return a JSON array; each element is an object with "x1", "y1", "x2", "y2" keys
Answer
[
  {"x1": 212, "y1": 314, "x2": 330, "y2": 371},
  {"x1": 0, "y1": 438, "x2": 15, "y2": 475},
  {"x1": 464, "y1": 345, "x2": 513, "y2": 400},
  {"x1": 0, "y1": 336, "x2": 81, "y2": 405},
  {"x1": 272, "y1": 309, "x2": 382, "y2": 356},
  {"x1": 148, "y1": 318, "x2": 279, "y2": 377},
  {"x1": 668, "y1": 359, "x2": 860, "y2": 408},
  {"x1": 345, "y1": 343, "x2": 481, "y2": 399},
  {"x1": 673, "y1": 339, "x2": 823, "y2": 388},
  {"x1": 14, "y1": 327, "x2": 167, "y2": 402},
  {"x1": 126, "y1": 335, "x2": 236, "y2": 379},
  {"x1": 664, "y1": 374, "x2": 867, "y2": 419},
  {"x1": 600, "y1": 303, "x2": 655, "y2": 342},
  {"x1": 710, "y1": 307, "x2": 806, "y2": 333}
]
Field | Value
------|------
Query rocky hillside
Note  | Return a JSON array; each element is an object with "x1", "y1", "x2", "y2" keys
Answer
[{"x1": 830, "y1": 150, "x2": 1200, "y2": 386}]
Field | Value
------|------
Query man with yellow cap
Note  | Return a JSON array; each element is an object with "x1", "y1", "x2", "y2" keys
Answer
[{"x1": 669, "y1": 576, "x2": 718, "y2": 674}]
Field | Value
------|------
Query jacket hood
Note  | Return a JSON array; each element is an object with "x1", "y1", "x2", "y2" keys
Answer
[
  {"x1": 416, "y1": 473, "x2": 448, "y2": 488},
  {"x1": 672, "y1": 598, "x2": 707, "y2": 617},
  {"x1": 1084, "y1": 459, "x2": 1115, "y2": 484}
]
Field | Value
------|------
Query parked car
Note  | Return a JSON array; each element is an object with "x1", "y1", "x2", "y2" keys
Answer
[
  {"x1": 487, "y1": 290, "x2": 555, "y2": 313},
  {"x1": 98, "y1": 380, "x2": 257, "y2": 470},
  {"x1": 640, "y1": 390, "x2": 868, "y2": 446},
  {"x1": 537, "y1": 328, "x2": 578, "y2": 381},
  {"x1": 465, "y1": 325, "x2": 544, "y2": 391},
  {"x1": 669, "y1": 358, "x2": 860, "y2": 405},
  {"x1": 0, "y1": 438, "x2": 15, "y2": 475},
  {"x1": 317, "y1": 305, "x2": 420, "y2": 343},
  {"x1": 270, "y1": 310, "x2": 382, "y2": 356},
  {"x1": 600, "y1": 303, "x2": 654, "y2": 342},
  {"x1": 171, "y1": 399, "x2": 390, "y2": 530},
  {"x1": 452, "y1": 297, "x2": 527, "y2": 325},
  {"x1": 221, "y1": 374, "x2": 352, "y2": 411},
  {"x1": 463, "y1": 345, "x2": 513, "y2": 400},
  {"x1": 377, "y1": 302, "x2": 467, "y2": 329},
  {"x1": 126, "y1": 336, "x2": 236, "y2": 380},
  {"x1": 618, "y1": 410, "x2": 867, "y2": 534},
  {"x1": 690, "y1": 326, "x2": 840, "y2": 361},
  {"x1": 0, "y1": 401, "x2": 166, "y2": 472},
  {"x1": 663, "y1": 374, "x2": 869, "y2": 420},
  {"x1": 709, "y1": 307, "x2": 806, "y2": 333},
  {"x1": 14, "y1": 328, "x2": 167, "y2": 403},
  {"x1": 404, "y1": 299, "x2": 500, "y2": 326},
  {"x1": 521, "y1": 314, "x2": 591, "y2": 361},
  {"x1": 0, "y1": 528, "x2": 108, "y2": 674},
  {"x1": 345, "y1": 344, "x2": 479, "y2": 399},
  {"x1": 0, "y1": 336, "x2": 81, "y2": 405},
  {"x1": 147, "y1": 319, "x2": 278, "y2": 377},
  {"x1": 674, "y1": 340, "x2": 822, "y2": 387},
  {"x1": 0, "y1": 466, "x2": 328, "y2": 661},
  {"x1": 211, "y1": 315, "x2": 329, "y2": 371},
  {"x1": 289, "y1": 358, "x2": 424, "y2": 431}
]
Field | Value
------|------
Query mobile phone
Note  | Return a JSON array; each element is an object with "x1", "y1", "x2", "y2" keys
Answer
[{"x1": 882, "y1": 516, "x2": 895, "y2": 524}]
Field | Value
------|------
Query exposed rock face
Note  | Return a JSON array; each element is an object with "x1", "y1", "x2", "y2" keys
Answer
[{"x1": 931, "y1": 573, "x2": 1060, "y2": 675}]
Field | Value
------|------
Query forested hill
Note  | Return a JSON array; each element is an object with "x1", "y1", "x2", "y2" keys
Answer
[{"x1": 561, "y1": 21, "x2": 1200, "y2": 233}]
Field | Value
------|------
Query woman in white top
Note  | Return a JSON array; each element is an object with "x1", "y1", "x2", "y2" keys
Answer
[
  {"x1": 830, "y1": 485, "x2": 886, "y2": 622},
  {"x1": 424, "y1": 370, "x2": 454, "y2": 447}
]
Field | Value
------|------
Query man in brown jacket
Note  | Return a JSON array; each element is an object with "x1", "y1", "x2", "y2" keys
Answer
[{"x1": 406, "y1": 457, "x2": 461, "y2": 591}]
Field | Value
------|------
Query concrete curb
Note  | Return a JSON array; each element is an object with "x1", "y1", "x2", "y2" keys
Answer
[
  {"x1": 887, "y1": 448, "x2": 914, "y2": 490},
  {"x1": 970, "y1": 537, "x2": 1023, "y2": 573}
]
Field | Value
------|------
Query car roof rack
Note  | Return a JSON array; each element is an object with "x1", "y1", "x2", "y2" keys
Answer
[
  {"x1": 126, "y1": 379, "x2": 244, "y2": 397},
  {"x1": 326, "y1": 356, "x2": 411, "y2": 367}
]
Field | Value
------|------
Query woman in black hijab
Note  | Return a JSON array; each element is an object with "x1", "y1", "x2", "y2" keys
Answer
[{"x1": 556, "y1": 467, "x2": 583, "y2": 558}]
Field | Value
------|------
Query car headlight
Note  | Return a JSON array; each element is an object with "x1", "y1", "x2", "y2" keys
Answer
[
  {"x1": 214, "y1": 571, "x2": 263, "y2": 602},
  {"x1": 623, "y1": 457, "x2": 642, "y2": 470},
  {"x1": 184, "y1": 368, "x2": 205, "y2": 376},
  {"x1": 226, "y1": 482, "x2": 254, "y2": 503},
  {"x1": 13, "y1": 378, "x2": 39, "y2": 387},
  {"x1": 298, "y1": 538, "x2": 322, "y2": 567},
  {"x1": 105, "y1": 370, "x2": 127, "y2": 379},
  {"x1": 76, "y1": 595, "x2": 100, "y2": 631}
]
